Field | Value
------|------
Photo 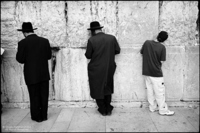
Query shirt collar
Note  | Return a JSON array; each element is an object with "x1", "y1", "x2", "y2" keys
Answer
[
  {"x1": 96, "y1": 32, "x2": 104, "y2": 35},
  {"x1": 26, "y1": 34, "x2": 37, "y2": 38}
]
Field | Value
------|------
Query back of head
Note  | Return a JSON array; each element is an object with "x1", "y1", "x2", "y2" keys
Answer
[
  {"x1": 157, "y1": 31, "x2": 168, "y2": 42},
  {"x1": 23, "y1": 30, "x2": 34, "y2": 34}
]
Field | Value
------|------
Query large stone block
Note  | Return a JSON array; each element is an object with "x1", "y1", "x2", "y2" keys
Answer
[
  {"x1": 39, "y1": 1, "x2": 67, "y2": 47},
  {"x1": 54, "y1": 48, "x2": 91, "y2": 101},
  {"x1": 113, "y1": 48, "x2": 146, "y2": 101},
  {"x1": 1, "y1": 49, "x2": 29, "y2": 102},
  {"x1": 66, "y1": 1, "x2": 91, "y2": 48},
  {"x1": 118, "y1": 1, "x2": 159, "y2": 47},
  {"x1": 66, "y1": 1, "x2": 119, "y2": 48},
  {"x1": 162, "y1": 46, "x2": 185, "y2": 101},
  {"x1": 14, "y1": 1, "x2": 67, "y2": 47},
  {"x1": 159, "y1": 1, "x2": 198, "y2": 46},
  {"x1": 1, "y1": 49, "x2": 54, "y2": 103},
  {"x1": 1, "y1": 8, "x2": 15, "y2": 21},
  {"x1": 183, "y1": 46, "x2": 199, "y2": 100},
  {"x1": 1, "y1": 21, "x2": 18, "y2": 49},
  {"x1": 1, "y1": 1, "x2": 16, "y2": 8}
]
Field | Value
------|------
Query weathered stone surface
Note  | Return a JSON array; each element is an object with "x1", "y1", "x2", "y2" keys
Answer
[
  {"x1": 113, "y1": 48, "x2": 146, "y2": 101},
  {"x1": 1, "y1": 21, "x2": 18, "y2": 49},
  {"x1": 0, "y1": 1, "x2": 199, "y2": 107},
  {"x1": 66, "y1": 1, "x2": 119, "y2": 47},
  {"x1": 54, "y1": 48, "x2": 91, "y2": 101},
  {"x1": 1, "y1": 8, "x2": 15, "y2": 21},
  {"x1": 1, "y1": 49, "x2": 53, "y2": 103},
  {"x1": 162, "y1": 46, "x2": 185, "y2": 101},
  {"x1": 1, "y1": 1, "x2": 18, "y2": 49},
  {"x1": 66, "y1": 1, "x2": 91, "y2": 48},
  {"x1": 183, "y1": 46, "x2": 199, "y2": 100},
  {"x1": 159, "y1": 1, "x2": 198, "y2": 46},
  {"x1": 1, "y1": 1, "x2": 16, "y2": 8},
  {"x1": 1, "y1": 50, "x2": 29, "y2": 102},
  {"x1": 118, "y1": 1, "x2": 159, "y2": 47},
  {"x1": 1, "y1": 1, "x2": 67, "y2": 48}
]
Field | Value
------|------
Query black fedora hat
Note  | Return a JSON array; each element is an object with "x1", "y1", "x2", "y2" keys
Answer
[
  {"x1": 87, "y1": 21, "x2": 104, "y2": 30},
  {"x1": 17, "y1": 22, "x2": 37, "y2": 32}
]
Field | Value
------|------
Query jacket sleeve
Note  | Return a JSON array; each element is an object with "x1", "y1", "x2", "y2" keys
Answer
[
  {"x1": 140, "y1": 41, "x2": 146, "y2": 55},
  {"x1": 140, "y1": 45, "x2": 144, "y2": 55},
  {"x1": 114, "y1": 37, "x2": 120, "y2": 55},
  {"x1": 85, "y1": 40, "x2": 93, "y2": 59},
  {"x1": 16, "y1": 42, "x2": 25, "y2": 64},
  {"x1": 47, "y1": 40, "x2": 52, "y2": 60}
]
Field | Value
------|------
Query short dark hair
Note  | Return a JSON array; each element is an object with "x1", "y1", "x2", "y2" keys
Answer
[{"x1": 157, "y1": 31, "x2": 168, "y2": 42}]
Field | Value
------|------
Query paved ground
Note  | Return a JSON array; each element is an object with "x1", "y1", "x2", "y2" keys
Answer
[{"x1": 1, "y1": 107, "x2": 199, "y2": 132}]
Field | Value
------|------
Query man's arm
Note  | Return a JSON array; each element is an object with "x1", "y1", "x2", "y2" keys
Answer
[
  {"x1": 85, "y1": 40, "x2": 93, "y2": 59},
  {"x1": 140, "y1": 41, "x2": 146, "y2": 55},
  {"x1": 114, "y1": 37, "x2": 120, "y2": 54},
  {"x1": 160, "y1": 46, "x2": 166, "y2": 62},
  {"x1": 46, "y1": 40, "x2": 52, "y2": 60},
  {"x1": 1, "y1": 48, "x2": 5, "y2": 55},
  {"x1": 16, "y1": 42, "x2": 25, "y2": 64}
]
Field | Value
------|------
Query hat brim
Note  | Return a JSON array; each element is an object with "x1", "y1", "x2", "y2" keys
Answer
[
  {"x1": 87, "y1": 26, "x2": 104, "y2": 30},
  {"x1": 17, "y1": 28, "x2": 38, "y2": 31}
]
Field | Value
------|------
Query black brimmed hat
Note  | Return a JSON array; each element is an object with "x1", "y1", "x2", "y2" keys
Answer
[
  {"x1": 17, "y1": 22, "x2": 37, "y2": 32},
  {"x1": 87, "y1": 21, "x2": 103, "y2": 30}
]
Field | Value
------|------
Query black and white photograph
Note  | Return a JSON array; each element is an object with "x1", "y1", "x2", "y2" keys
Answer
[{"x1": 1, "y1": 1, "x2": 199, "y2": 132}]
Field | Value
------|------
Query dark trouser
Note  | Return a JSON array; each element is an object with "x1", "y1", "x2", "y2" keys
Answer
[
  {"x1": 96, "y1": 95, "x2": 113, "y2": 114},
  {"x1": 27, "y1": 80, "x2": 49, "y2": 120}
]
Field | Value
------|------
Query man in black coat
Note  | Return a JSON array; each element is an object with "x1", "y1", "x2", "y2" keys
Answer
[
  {"x1": 16, "y1": 22, "x2": 52, "y2": 122},
  {"x1": 85, "y1": 21, "x2": 121, "y2": 116}
]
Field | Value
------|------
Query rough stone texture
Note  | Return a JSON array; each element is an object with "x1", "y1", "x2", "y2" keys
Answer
[
  {"x1": 118, "y1": 1, "x2": 159, "y2": 47},
  {"x1": 66, "y1": 1, "x2": 119, "y2": 47},
  {"x1": 1, "y1": 1, "x2": 67, "y2": 49},
  {"x1": 1, "y1": 1, "x2": 199, "y2": 107},
  {"x1": 113, "y1": 48, "x2": 146, "y2": 101},
  {"x1": 1, "y1": 50, "x2": 54, "y2": 103},
  {"x1": 159, "y1": 1, "x2": 198, "y2": 46},
  {"x1": 1, "y1": 1, "x2": 18, "y2": 49},
  {"x1": 162, "y1": 46, "x2": 185, "y2": 101},
  {"x1": 1, "y1": 50, "x2": 28, "y2": 102},
  {"x1": 54, "y1": 48, "x2": 91, "y2": 101},
  {"x1": 183, "y1": 46, "x2": 199, "y2": 100},
  {"x1": 66, "y1": 1, "x2": 90, "y2": 48}
]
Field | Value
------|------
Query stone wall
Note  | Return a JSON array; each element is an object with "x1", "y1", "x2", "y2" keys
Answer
[{"x1": 1, "y1": 1, "x2": 199, "y2": 108}]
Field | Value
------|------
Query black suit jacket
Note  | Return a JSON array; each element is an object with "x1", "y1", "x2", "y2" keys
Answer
[{"x1": 16, "y1": 34, "x2": 52, "y2": 85}]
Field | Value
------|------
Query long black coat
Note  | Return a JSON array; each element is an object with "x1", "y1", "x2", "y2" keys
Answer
[
  {"x1": 16, "y1": 34, "x2": 52, "y2": 85},
  {"x1": 85, "y1": 32, "x2": 120, "y2": 99}
]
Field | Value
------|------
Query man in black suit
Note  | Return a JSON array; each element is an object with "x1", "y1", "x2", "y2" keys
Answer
[
  {"x1": 16, "y1": 22, "x2": 52, "y2": 122},
  {"x1": 85, "y1": 21, "x2": 121, "y2": 116}
]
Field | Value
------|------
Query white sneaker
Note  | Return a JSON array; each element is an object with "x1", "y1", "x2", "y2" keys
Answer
[
  {"x1": 159, "y1": 110, "x2": 175, "y2": 116},
  {"x1": 149, "y1": 108, "x2": 159, "y2": 112}
]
